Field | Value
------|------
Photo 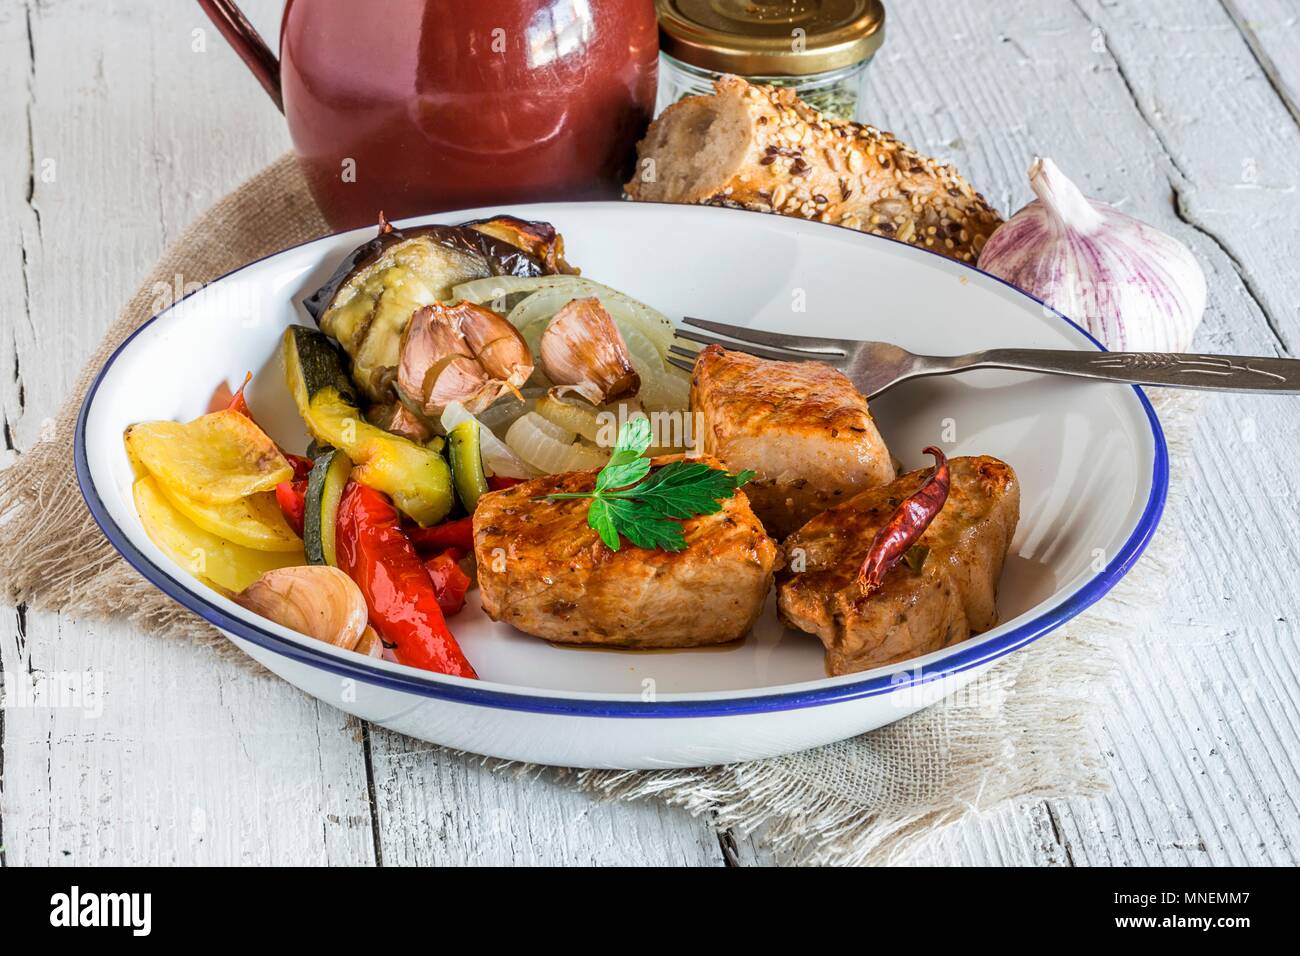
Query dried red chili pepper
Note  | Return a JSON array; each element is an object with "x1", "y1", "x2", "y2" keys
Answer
[
  {"x1": 406, "y1": 515, "x2": 475, "y2": 553},
  {"x1": 857, "y1": 446, "x2": 950, "y2": 595},
  {"x1": 206, "y1": 383, "x2": 235, "y2": 414},
  {"x1": 226, "y1": 373, "x2": 253, "y2": 418},
  {"x1": 336, "y1": 482, "x2": 477, "y2": 678}
]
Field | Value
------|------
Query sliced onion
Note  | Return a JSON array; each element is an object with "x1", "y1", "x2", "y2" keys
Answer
[
  {"x1": 441, "y1": 401, "x2": 538, "y2": 478},
  {"x1": 640, "y1": 366, "x2": 691, "y2": 413},
  {"x1": 535, "y1": 394, "x2": 602, "y2": 442},
  {"x1": 506, "y1": 413, "x2": 610, "y2": 473},
  {"x1": 528, "y1": 410, "x2": 575, "y2": 444},
  {"x1": 508, "y1": 285, "x2": 603, "y2": 330},
  {"x1": 537, "y1": 395, "x2": 653, "y2": 449},
  {"x1": 453, "y1": 275, "x2": 597, "y2": 306},
  {"x1": 477, "y1": 390, "x2": 541, "y2": 435}
]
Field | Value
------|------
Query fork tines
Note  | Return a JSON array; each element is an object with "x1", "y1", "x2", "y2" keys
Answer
[
  {"x1": 672, "y1": 316, "x2": 850, "y2": 367},
  {"x1": 665, "y1": 348, "x2": 696, "y2": 375}
]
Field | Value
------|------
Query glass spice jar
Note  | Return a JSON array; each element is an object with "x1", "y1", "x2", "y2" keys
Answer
[{"x1": 655, "y1": 0, "x2": 886, "y2": 122}]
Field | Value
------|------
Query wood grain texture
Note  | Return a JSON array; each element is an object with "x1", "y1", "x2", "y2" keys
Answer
[
  {"x1": 1223, "y1": 0, "x2": 1300, "y2": 131},
  {"x1": 813, "y1": 0, "x2": 1299, "y2": 867},
  {"x1": 1, "y1": 0, "x2": 1297, "y2": 866},
  {"x1": 367, "y1": 729, "x2": 730, "y2": 866},
  {"x1": 0, "y1": 0, "x2": 726, "y2": 867}
]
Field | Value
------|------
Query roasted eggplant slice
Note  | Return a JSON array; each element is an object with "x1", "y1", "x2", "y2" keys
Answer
[
  {"x1": 303, "y1": 219, "x2": 566, "y2": 403},
  {"x1": 460, "y1": 216, "x2": 576, "y2": 275}
]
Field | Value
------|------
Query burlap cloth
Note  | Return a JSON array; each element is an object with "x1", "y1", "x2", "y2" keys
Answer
[{"x1": 0, "y1": 155, "x2": 1189, "y2": 865}]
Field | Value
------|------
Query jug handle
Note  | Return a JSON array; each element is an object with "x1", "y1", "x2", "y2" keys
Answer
[{"x1": 197, "y1": 0, "x2": 283, "y2": 113}]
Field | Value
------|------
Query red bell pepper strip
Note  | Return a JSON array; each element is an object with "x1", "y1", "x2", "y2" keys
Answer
[
  {"x1": 425, "y1": 548, "x2": 472, "y2": 617},
  {"x1": 857, "y1": 447, "x2": 950, "y2": 596},
  {"x1": 406, "y1": 515, "x2": 474, "y2": 553},
  {"x1": 275, "y1": 479, "x2": 307, "y2": 538},
  {"x1": 284, "y1": 452, "x2": 314, "y2": 482},
  {"x1": 487, "y1": 475, "x2": 526, "y2": 491},
  {"x1": 336, "y1": 482, "x2": 477, "y2": 678}
]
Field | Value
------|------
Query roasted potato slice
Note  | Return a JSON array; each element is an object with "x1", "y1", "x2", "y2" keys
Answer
[
  {"x1": 155, "y1": 483, "x2": 301, "y2": 552},
  {"x1": 133, "y1": 476, "x2": 304, "y2": 592},
  {"x1": 125, "y1": 409, "x2": 292, "y2": 504}
]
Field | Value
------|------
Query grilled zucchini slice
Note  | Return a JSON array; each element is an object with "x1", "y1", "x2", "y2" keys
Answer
[{"x1": 283, "y1": 326, "x2": 452, "y2": 526}]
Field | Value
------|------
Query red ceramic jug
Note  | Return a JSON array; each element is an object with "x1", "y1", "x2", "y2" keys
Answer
[{"x1": 198, "y1": 0, "x2": 659, "y2": 229}]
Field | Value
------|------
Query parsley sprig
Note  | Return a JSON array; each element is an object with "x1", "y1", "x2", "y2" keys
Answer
[{"x1": 540, "y1": 418, "x2": 755, "y2": 552}]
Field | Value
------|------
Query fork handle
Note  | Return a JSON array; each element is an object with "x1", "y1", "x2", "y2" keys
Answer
[{"x1": 947, "y1": 348, "x2": 1300, "y2": 394}]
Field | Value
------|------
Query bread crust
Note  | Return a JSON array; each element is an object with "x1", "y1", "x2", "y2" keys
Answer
[{"x1": 626, "y1": 76, "x2": 1003, "y2": 264}]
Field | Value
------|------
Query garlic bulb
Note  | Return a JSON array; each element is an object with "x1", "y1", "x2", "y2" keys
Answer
[{"x1": 979, "y1": 157, "x2": 1206, "y2": 352}]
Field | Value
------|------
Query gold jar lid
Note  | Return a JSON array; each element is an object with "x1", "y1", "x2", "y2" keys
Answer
[{"x1": 658, "y1": 0, "x2": 885, "y2": 76}]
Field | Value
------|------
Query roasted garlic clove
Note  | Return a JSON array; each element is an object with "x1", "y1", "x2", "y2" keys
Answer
[
  {"x1": 423, "y1": 355, "x2": 504, "y2": 415},
  {"x1": 446, "y1": 301, "x2": 533, "y2": 390},
  {"x1": 397, "y1": 302, "x2": 534, "y2": 416},
  {"x1": 235, "y1": 565, "x2": 370, "y2": 651},
  {"x1": 540, "y1": 298, "x2": 640, "y2": 405},
  {"x1": 397, "y1": 304, "x2": 473, "y2": 408},
  {"x1": 354, "y1": 626, "x2": 385, "y2": 658},
  {"x1": 366, "y1": 401, "x2": 434, "y2": 444}
]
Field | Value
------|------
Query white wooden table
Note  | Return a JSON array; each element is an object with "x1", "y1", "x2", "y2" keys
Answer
[{"x1": 2, "y1": 0, "x2": 1297, "y2": 866}]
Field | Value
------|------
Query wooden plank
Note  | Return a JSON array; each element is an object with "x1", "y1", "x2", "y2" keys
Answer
[
  {"x1": 0, "y1": 0, "x2": 377, "y2": 867},
  {"x1": 0, "y1": 609, "x2": 377, "y2": 865},
  {"x1": 367, "y1": 729, "x2": 728, "y2": 866},
  {"x1": 832, "y1": 0, "x2": 1300, "y2": 865},
  {"x1": 1223, "y1": 0, "x2": 1300, "y2": 131}
]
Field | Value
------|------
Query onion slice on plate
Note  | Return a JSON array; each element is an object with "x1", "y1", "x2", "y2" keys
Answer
[
  {"x1": 441, "y1": 401, "x2": 537, "y2": 478},
  {"x1": 505, "y1": 413, "x2": 610, "y2": 474}
]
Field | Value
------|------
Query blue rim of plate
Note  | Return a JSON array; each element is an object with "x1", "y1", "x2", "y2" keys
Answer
[{"x1": 74, "y1": 201, "x2": 1169, "y2": 719}]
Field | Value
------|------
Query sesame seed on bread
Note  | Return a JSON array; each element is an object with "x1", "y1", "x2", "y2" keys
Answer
[{"x1": 625, "y1": 76, "x2": 1003, "y2": 264}]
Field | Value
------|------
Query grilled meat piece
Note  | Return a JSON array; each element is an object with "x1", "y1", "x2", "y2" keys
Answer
[
  {"x1": 473, "y1": 455, "x2": 778, "y2": 647},
  {"x1": 777, "y1": 456, "x2": 1019, "y2": 676},
  {"x1": 690, "y1": 344, "x2": 895, "y2": 538}
]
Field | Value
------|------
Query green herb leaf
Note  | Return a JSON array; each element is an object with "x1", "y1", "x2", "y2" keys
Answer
[
  {"x1": 610, "y1": 461, "x2": 756, "y2": 519},
  {"x1": 540, "y1": 419, "x2": 755, "y2": 552},
  {"x1": 603, "y1": 498, "x2": 688, "y2": 552},
  {"x1": 595, "y1": 417, "x2": 653, "y2": 491},
  {"x1": 586, "y1": 497, "x2": 621, "y2": 551}
]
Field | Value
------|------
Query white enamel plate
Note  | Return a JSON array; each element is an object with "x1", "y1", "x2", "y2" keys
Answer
[{"x1": 77, "y1": 202, "x2": 1166, "y2": 769}]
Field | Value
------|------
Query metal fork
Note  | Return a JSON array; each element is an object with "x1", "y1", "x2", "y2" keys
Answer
[{"x1": 667, "y1": 317, "x2": 1300, "y2": 399}]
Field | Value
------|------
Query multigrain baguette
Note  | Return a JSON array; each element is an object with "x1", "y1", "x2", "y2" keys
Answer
[{"x1": 625, "y1": 76, "x2": 1003, "y2": 264}]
